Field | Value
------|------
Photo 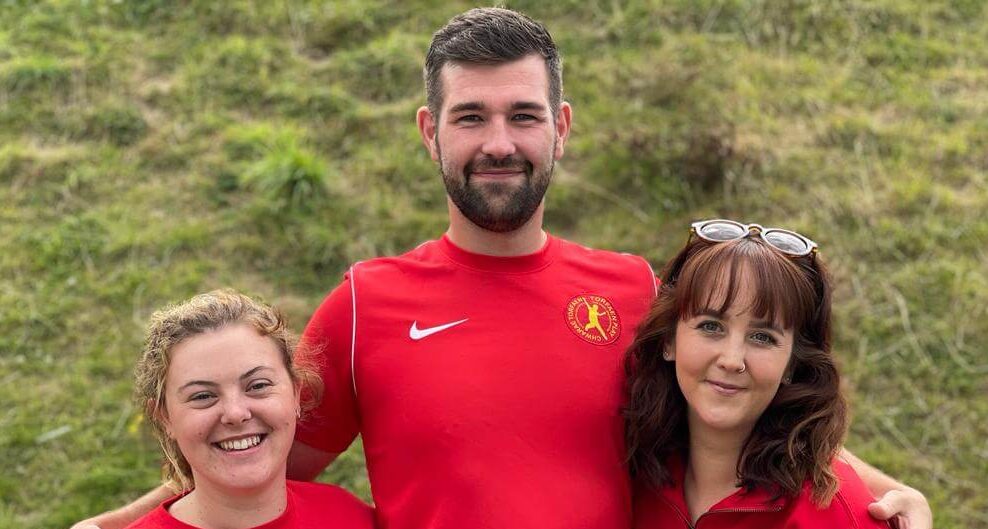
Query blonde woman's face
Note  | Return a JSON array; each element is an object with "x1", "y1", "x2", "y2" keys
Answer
[{"x1": 162, "y1": 323, "x2": 298, "y2": 494}]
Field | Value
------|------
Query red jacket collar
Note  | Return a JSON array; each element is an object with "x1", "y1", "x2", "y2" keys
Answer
[{"x1": 655, "y1": 454, "x2": 788, "y2": 523}]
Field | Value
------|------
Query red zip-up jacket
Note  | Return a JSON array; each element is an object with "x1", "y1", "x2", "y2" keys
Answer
[{"x1": 634, "y1": 456, "x2": 895, "y2": 529}]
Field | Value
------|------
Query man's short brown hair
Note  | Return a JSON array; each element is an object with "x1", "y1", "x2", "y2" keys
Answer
[{"x1": 424, "y1": 7, "x2": 562, "y2": 118}]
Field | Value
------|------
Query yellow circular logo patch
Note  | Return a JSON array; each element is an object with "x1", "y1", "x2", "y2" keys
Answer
[{"x1": 565, "y1": 294, "x2": 620, "y2": 346}]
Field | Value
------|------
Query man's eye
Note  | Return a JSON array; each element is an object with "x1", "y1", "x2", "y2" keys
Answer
[
  {"x1": 456, "y1": 115, "x2": 482, "y2": 123},
  {"x1": 512, "y1": 113, "x2": 537, "y2": 121}
]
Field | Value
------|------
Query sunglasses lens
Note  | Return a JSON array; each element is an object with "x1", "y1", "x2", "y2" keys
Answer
[
  {"x1": 699, "y1": 222, "x2": 746, "y2": 241},
  {"x1": 764, "y1": 231, "x2": 808, "y2": 255}
]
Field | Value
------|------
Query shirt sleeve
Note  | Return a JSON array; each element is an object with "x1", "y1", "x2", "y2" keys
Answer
[
  {"x1": 831, "y1": 459, "x2": 897, "y2": 529},
  {"x1": 294, "y1": 276, "x2": 360, "y2": 453}
]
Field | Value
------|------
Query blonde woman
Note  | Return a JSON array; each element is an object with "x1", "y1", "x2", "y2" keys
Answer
[{"x1": 124, "y1": 290, "x2": 373, "y2": 529}]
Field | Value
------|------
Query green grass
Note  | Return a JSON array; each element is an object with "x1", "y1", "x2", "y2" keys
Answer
[{"x1": 1, "y1": 1, "x2": 985, "y2": 528}]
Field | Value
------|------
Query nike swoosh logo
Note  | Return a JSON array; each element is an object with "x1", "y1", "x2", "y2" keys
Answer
[{"x1": 409, "y1": 319, "x2": 468, "y2": 340}]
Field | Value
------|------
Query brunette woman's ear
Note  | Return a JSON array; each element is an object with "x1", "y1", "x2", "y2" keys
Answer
[{"x1": 781, "y1": 364, "x2": 795, "y2": 384}]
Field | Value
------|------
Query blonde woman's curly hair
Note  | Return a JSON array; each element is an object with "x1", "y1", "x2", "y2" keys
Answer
[{"x1": 134, "y1": 289, "x2": 321, "y2": 491}]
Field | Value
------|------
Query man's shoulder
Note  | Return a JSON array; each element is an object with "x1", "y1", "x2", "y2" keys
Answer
[
  {"x1": 348, "y1": 238, "x2": 445, "y2": 275},
  {"x1": 553, "y1": 236, "x2": 653, "y2": 273}
]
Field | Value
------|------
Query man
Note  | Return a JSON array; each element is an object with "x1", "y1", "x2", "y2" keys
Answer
[{"x1": 74, "y1": 7, "x2": 930, "y2": 529}]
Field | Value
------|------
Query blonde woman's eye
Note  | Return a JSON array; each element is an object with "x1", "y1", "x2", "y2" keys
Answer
[
  {"x1": 248, "y1": 380, "x2": 273, "y2": 392},
  {"x1": 189, "y1": 392, "x2": 214, "y2": 402}
]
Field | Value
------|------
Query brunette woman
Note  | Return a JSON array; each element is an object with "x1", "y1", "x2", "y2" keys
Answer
[{"x1": 625, "y1": 220, "x2": 893, "y2": 529}]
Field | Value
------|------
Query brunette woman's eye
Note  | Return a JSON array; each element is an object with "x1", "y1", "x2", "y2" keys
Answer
[
  {"x1": 750, "y1": 331, "x2": 779, "y2": 346},
  {"x1": 697, "y1": 320, "x2": 723, "y2": 333}
]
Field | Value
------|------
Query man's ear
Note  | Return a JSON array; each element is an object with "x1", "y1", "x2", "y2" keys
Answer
[
  {"x1": 417, "y1": 106, "x2": 439, "y2": 161},
  {"x1": 553, "y1": 101, "x2": 573, "y2": 160}
]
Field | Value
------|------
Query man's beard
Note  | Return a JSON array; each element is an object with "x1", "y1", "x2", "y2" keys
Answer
[{"x1": 438, "y1": 145, "x2": 554, "y2": 233}]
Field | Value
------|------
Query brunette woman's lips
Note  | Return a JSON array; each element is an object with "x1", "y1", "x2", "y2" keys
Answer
[{"x1": 706, "y1": 380, "x2": 745, "y2": 395}]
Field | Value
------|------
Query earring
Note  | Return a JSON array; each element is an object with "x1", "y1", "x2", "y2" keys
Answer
[
  {"x1": 295, "y1": 406, "x2": 301, "y2": 419},
  {"x1": 662, "y1": 350, "x2": 673, "y2": 361},
  {"x1": 782, "y1": 376, "x2": 792, "y2": 384}
]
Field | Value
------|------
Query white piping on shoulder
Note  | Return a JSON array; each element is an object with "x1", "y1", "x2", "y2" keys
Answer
[
  {"x1": 644, "y1": 258, "x2": 658, "y2": 297},
  {"x1": 348, "y1": 262, "x2": 362, "y2": 398},
  {"x1": 620, "y1": 252, "x2": 659, "y2": 297}
]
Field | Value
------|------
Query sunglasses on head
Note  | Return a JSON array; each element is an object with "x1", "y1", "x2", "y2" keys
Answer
[{"x1": 690, "y1": 219, "x2": 819, "y2": 257}]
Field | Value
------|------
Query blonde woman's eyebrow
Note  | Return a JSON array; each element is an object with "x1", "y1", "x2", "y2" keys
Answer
[
  {"x1": 177, "y1": 366, "x2": 274, "y2": 391},
  {"x1": 239, "y1": 365, "x2": 274, "y2": 380},
  {"x1": 178, "y1": 379, "x2": 217, "y2": 391}
]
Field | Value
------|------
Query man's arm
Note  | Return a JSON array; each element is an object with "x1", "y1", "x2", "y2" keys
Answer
[
  {"x1": 287, "y1": 439, "x2": 339, "y2": 481},
  {"x1": 69, "y1": 485, "x2": 172, "y2": 529},
  {"x1": 841, "y1": 448, "x2": 933, "y2": 529}
]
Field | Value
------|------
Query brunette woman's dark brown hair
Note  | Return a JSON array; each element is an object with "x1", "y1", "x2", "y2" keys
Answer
[{"x1": 624, "y1": 235, "x2": 847, "y2": 505}]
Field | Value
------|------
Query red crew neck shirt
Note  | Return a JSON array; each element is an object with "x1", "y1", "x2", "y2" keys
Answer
[
  {"x1": 123, "y1": 480, "x2": 374, "y2": 529},
  {"x1": 297, "y1": 234, "x2": 657, "y2": 529}
]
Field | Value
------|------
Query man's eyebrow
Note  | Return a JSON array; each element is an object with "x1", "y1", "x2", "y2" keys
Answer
[
  {"x1": 177, "y1": 366, "x2": 273, "y2": 391},
  {"x1": 447, "y1": 101, "x2": 548, "y2": 114},
  {"x1": 448, "y1": 101, "x2": 485, "y2": 114},
  {"x1": 510, "y1": 101, "x2": 547, "y2": 112}
]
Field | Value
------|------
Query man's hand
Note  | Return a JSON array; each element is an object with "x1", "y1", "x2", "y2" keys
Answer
[{"x1": 868, "y1": 487, "x2": 932, "y2": 529}]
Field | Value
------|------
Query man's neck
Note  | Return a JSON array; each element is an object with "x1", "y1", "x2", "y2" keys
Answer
[
  {"x1": 445, "y1": 198, "x2": 547, "y2": 256},
  {"x1": 168, "y1": 478, "x2": 288, "y2": 529}
]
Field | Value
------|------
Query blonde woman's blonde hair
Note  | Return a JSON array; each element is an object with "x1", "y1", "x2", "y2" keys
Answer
[{"x1": 134, "y1": 289, "x2": 321, "y2": 491}]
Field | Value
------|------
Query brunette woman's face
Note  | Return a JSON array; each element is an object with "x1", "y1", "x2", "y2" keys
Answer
[
  {"x1": 667, "y1": 278, "x2": 794, "y2": 438},
  {"x1": 162, "y1": 323, "x2": 298, "y2": 494}
]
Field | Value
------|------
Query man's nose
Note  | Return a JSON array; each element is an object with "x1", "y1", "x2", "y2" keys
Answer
[{"x1": 481, "y1": 118, "x2": 517, "y2": 159}]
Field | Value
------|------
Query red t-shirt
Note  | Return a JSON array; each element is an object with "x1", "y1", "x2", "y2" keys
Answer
[
  {"x1": 123, "y1": 480, "x2": 373, "y2": 529},
  {"x1": 297, "y1": 234, "x2": 657, "y2": 529},
  {"x1": 633, "y1": 457, "x2": 894, "y2": 529}
]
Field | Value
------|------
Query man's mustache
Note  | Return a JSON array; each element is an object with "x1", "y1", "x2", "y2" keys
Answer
[{"x1": 465, "y1": 156, "x2": 533, "y2": 176}]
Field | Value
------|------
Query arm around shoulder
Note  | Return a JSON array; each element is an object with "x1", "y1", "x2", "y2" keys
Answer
[
  {"x1": 69, "y1": 484, "x2": 173, "y2": 529},
  {"x1": 840, "y1": 449, "x2": 931, "y2": 529},
  {"x1": 287, "y1": 440, "x2": 340, "y2": 481}
]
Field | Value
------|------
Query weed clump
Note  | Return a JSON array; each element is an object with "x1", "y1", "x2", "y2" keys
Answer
[
  {"x1": 0, "y1": 56, "x2": 74, "y2": 96},
  {"x1": 80, "y1": 104, "x2": 149, "y2": 146},
  {"x1": 226, "y1": 125, "x2": 333, "y2": 213}
]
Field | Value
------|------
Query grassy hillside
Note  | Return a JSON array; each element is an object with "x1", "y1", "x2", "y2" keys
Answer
[{"x1": 1, "y1": 1, "x2": 985, "y2": 528}]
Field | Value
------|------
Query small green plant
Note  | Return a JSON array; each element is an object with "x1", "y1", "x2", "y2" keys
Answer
[
  {"x1": 242, "y1": 133, "x2": 331, "y2": 212},
  {"x1": 0, "y1": 55, "x2": 74, "y2": 96}
]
